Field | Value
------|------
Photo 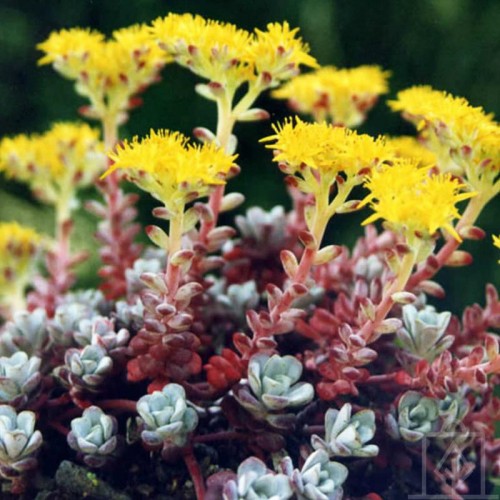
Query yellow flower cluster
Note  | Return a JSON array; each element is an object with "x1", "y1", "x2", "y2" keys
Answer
[
  {"x1": 361, "y1": 158, "x2": 475, "y2": 244},
  {"x1": 272, "y1": 65, "x2": 390, "y2": 126},
  {"x1": 494, "y1": 235, "x2": 500, "y2": 263},
  {"x1": 0, "y1": 222, "x2": 41, "y2": 306},
  {"x1": 386, "y1": 136, "x2": 437, "y2": 167},
  {"x1": 38, "y1": 25, "x2": 168, "y2": 122},
  {"x1": 389, "y1": 86, "x2": 500, "y2": 197},
  {"x1": 151, "y1": 14, "x2": 317, "y2": 91},
  {"x1": 0, "y1": 123, "x2": 105, "y2": 219},
  {"x1": 104, "y1": 129, "x2": 237, "y2": 214},
  {"x1": 262, "y1": 117, "x2": 391, "y2": 183}
]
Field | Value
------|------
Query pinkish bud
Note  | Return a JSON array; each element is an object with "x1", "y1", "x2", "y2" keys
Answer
[
  {"x1": 140, "y1": 272, "x2": 168, "y2": 294},
  {"x1": 417, "y1": 280, "x2": 445, "y2": 298},
  {"x1": 280, "y1": 249, "x2": 299, "y2": 279},
  {"x1": 193, "y1": 202, "x2": 214, "y2": 222},
  {"x1": 175, "y1": 282, "x2": 204, "y2": 303},
  {"x1": 485, "y1": 335, "x2": 499, "y2": 360},
  {"x1": 155, "y1": 303, "x2": 176, "y2": 317},
  {"x1": 288, "y1": 283, "x2": 308, "y2": 299},
  {"x1": 236, "y1": 108, "x2": 270, "y2": 122},
  {"x1": 391, "y1": 291, "x2": 417, "y2": 304},
  {"x1": 166, "y1": 313, "x2": 193, "y2": 331},
  {"x1": 375, "y1": 318, "x2": 402, "y2": 334},
  {"x1": 298, "y1": 230, "x2": 317, "y2": 249},
  {"x1": 458, "y1": 225, "x2": 486, "y2": 240},
  {"x1": 152, "y1": 207, "x2": 172, "y2": 220},
  {"x1": 169, "y1": 250, "x2": 194, "y2": 270},
  {"x1": 146, "y1": 225, "x2": 169, "y2": 249},
  {"x1": 313, "y1": 245, "x2": 342, "y2": 265},
  {"x1": 220, "y1": 193, "x2": 245, "y2": 213},
  {"x1": 199, "y1": 256, "x2": 224, "y2": 273},
  {"x1": 445, "y1": 250, "x2": 473, "y2": 267},
  {"x1": 335, "y1": 200, "x2": 361, "y2": 214},
  {"x1": 193, "y1": 127, "x2": 216, "y2": 143},
  {"x1": 85, "y1": 200, "x2": 106, "y2": 217}
]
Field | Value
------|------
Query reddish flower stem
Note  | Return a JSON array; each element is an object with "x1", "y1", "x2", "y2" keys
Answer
[
  {"x1": 49, "y1": 420, "x2": 70, "y2": 437},
  {"x1": 182, "y1": 446, "x2": 205, "y2": 500},
  {"x1": 193, "y1": 431, "x2": 248, "y2": 444},
  {"x1": 270, "y1": 246, "x2": 316, "y2": 322},
  {"x1": 199, "y1": 184, "x2": 225, "y2": 244},
  {"x1": 97, "y1": 399, "x2": 138, "y2": 413},
  {"x1": 407, "y1": 193, "x2": 488, "y2": 289}
]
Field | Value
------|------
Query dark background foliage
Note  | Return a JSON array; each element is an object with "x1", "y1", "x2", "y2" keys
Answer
[{"x1": 0, "y1": 0, "x2": 499, "y2": 312}]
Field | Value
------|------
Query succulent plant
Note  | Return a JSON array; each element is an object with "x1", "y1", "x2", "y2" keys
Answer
[
  {"x1": 235, "y1": 206, "x2": 288, "y2": 251},
  {"x1": 397, "y1": 305, "x2": 453, "y2": 361},
  {"x1": 223, "y1": 456, "x2": 293, "y2": 500},
  {"x1": 311, "y1": 404, "x2": 379, "y2": 457},
  {"x1": 396, "y1": 391, "x2": 440, "y2": 442},
  {"x1": 61, "y1": 289, "x2": 106, "y2": 314},
  {"x1": 0, "y1": 405, "x2": 42, "y2": 479},
  {"x1": 354, "y1": 254, "x2": 384, "y2": 281},
  {"x1": 0, "y1": 308, "x2": 49, "y2": 357},
  {"x1": 0, "y1": 352, "x2": 41, "y2": 408},
  {"x1": 234, "y1": 354, "x2": 314, "y2": 428},
  {"x1": 291, "y1": 449, "x2": 348, "y2": 500},
  {"x1": 55, "y1": 345, "x2": 113, "y2": 393},
  {"x1": 125, "y1": 255, "x2": 164, "y2": 296},
  {"x1": 114, "y1": 298, "x2": 145, "y2": 330},
  {"x1": 74, "y1": 316, "x2": 129, "y2": 359},
  {"x1": 67, "y1": 406, "x2": 121, "y2": 467},
  {"x1": 48, "y1": 302, "x2": 95, "y2": 347},
  {"x1": 136, "y1": 383, "x2": 198, "y2": 448},
  {"x1": 209, "y1": 278, "x2": 260, "y2": 321},
  {"x1": 438, "y1": 394, "x2": 469, "y2": 431},
  {"x1": 249, "y1": 354, "x2": 314, "y2": 411}
]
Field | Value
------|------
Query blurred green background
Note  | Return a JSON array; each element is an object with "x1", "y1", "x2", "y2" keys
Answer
[{"x1": 0, "y1": 0, "x2": 499, "y2": 313}]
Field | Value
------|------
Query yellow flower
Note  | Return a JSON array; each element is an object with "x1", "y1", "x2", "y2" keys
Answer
[
  {"x1": 493, "y1": 234, "x2": 500, "y2": 263},
  {"x1": 389, "y1": 86, "x2": 499, "y2": 196},
  {"x1": 151, "y1": 13, "x2": 253, "y2": 88},
  {"x1": 151, "y1": 15, "x2": 317, "y2": 91},
  {"x1": 245, "y1": 22, "x2": 318, "y2": 86},
  {"x1": 262, "y1": 117, "x2": 391, "y2": 181},
  {"x1": 103, "y1": 129, "x2": 237, "y2": 213},
  {"x1": 0, "y1": 123, "x2": 105, "y2": 219},
  {"x1": 38, "y1": 25, "x2": 167, "y2": 121},
  {"x1": 361, "y1": 158, "x2": 475, "y2": 243},
  {"x1": 272, "y1": 65, "x2": 389, "y2": 126},
  {"x1": 0, "y1": 222, "x2": 41, "y2": 307},
  {"x1": 387, "y1": 136, "x2": 437, "y2": 167}
]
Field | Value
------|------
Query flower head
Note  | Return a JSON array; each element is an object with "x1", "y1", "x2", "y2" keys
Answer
[
  {"x1": 151, "y1": 13, "x2": 252, "y2": 88},
  {"x1": 361, "y1": 158, "x2": 475, "y2": 243},
  {"x1": 0, "y1": 123, "x2": 104, "y2": 214},
  {"x1": 389, "y1": 86, "x2": 499, "y2": 196},
  {"x1": 387, "y1": 136, "x2": 437, "y2": 167},
  {"x1": 245, "y1": 22, "x2": 318, "y2": 86},
  {"x1": 263, "y1": 117, "x2": 391, "y2": 182},
  {"x1": 273, "y1": 65, "x2": 389, "y2": 126},
  {"x1": 0, "y1": 223, "x2": 42, "y2": 312},
  {"x1": 104, "y1": 129, "x2": 236, "y2": 213},
  {"x1": 38, "y1": 25, "x2": 167, "y2": 121},
  {"x1": 152, "y1": 15, "x2": 317, "y2": 92},
  {"x1": 493, "y1": 235, "x2": 500, "y2": 263}
]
